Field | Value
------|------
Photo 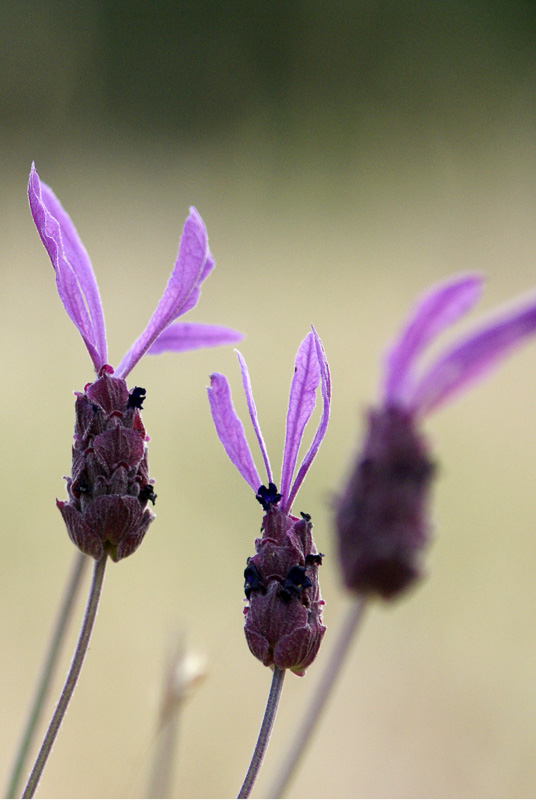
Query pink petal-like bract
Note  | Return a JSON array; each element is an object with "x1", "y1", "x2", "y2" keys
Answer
[
  {"x1": 207, "y1": 373, "x2": 261, "y2": 492},
  {"x1": 28, "y1": 164, "x2": 108, "y2": 371},
  {"x1": 115, "y1": 207, "x2": 215, "y2": 378},
  {"x1": 383, "y1": 273, "x2": 482, "y2": 408},
  {"x1": 147, "y1": 322, "x2": 243, "y2": 354},
  {"x1": 285, "y1": 327, "x2": 331, "y2": 513},
  {"x1": 279, "y1": 332, "x2": 321, "y2": 509},
  {"x1": 236, "y1": 350, "x2": 273, "y2": 485},
  {"x1": 410, "y1": 297, "x2": 536, "y2": 417}
]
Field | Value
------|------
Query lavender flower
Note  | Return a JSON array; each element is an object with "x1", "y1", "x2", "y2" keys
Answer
[
  {"x1": 28, "y1": 164, "x2": 242, "y2": 562},
  {"x1": 208, "y1": 329, "x2": 331, "y2": 675},
  {"x1": 336, "y1": 273, "x2": 536, "y2": 599}
]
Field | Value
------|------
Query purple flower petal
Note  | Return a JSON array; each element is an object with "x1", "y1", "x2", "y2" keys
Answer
[
  {"x1": 147, "y1": 322, "x2": 243, "y2": 354},
  {"x1": 383, "y1": 273, "x2": 483, "y2": 407},
  {"x1": 28, "y1": 164, "x2": 107, "y2": 371},
  {"x1": 115, "y1": 207, "x2": 215, "y2": 378},
  {"x1": 279, "y1": 332, "x2": 321, "y2": 509},
  {"x1": 236, "y1": 350, "x2": 273, "y2": 484},
  {"x1": 207, "y1": 373, "x2": 261, "y2": 492},
  {"x1": 409, "y1": 297, "x2": 536, "y2": 417},
  {"x1": 285, "y1": 327, "x2": 331, "y2": 512}
]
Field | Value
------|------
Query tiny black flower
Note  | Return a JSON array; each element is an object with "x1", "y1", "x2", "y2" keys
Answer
[
  {"x1": 280, "y1": 565, "x2": 313, "y2": 601},
  {"x1": 128, "y1": 386, "x2": 147, "y2": 409},
  {"x1": 244, "y1": 561, "x2": 263, "y2": 599},
  {"x1": 255, "y1": 482, "x2": 282, "y2": 512}
]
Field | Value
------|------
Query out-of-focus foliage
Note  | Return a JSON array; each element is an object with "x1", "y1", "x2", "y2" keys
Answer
[{"x1": 2, "y1": 1, "x2": 536, "y2": 149}]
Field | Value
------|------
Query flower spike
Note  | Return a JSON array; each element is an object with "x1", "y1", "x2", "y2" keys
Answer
[
  {"x1": 337, "y1": 273, "x2": 536, "y2": 600},
  {"x1": 207, "y1": 328, "x2": 331, "y2": 675},
  {"x1": 29, "y1": 164, "x2": 242, "y2": 562}
]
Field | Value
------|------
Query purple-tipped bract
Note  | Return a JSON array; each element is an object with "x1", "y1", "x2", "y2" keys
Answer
[
  {"x1": 336, "y1": 273, "x2": 536, "y2": 599},
  {"x1": 207, "y1": 329, "x2": 331, "y2": 674},
  {"x1": 29, "y1": 164, "x2": 242, "y2": 561}
]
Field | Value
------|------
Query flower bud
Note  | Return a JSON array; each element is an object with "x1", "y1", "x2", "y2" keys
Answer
[
  {"x1": 335, "y1": 406, "x2": 435, "y2": 599},
  {"x1": 57, "y1": 365, "x2": 156, "y2": 562},
  {"x1": 243, "y1": 504, "x2": 325, "y2": 676}
]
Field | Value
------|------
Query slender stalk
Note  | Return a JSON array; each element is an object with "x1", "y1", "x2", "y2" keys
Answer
[
  {"x1": 22, "y1": 553, "x2": 107, "y2": 799},
  {"x1": 147, "y1": 643, "x2": 208, "y2": 798},
  {"x1": 147, "y1": 704, "x2": 181, "y2": 799},
  {"x1": 268, "y1": 595, "x2": 367, "y2": 798},
  {"x1": 147, "y1": 714, "x2": 180, "y2": 799},
  {"x1": 238, "y1": 666, "x2": 286, "y2": 799},
  {"x1": 5, "y1": 552, "x2": 89, "y2": 799}
]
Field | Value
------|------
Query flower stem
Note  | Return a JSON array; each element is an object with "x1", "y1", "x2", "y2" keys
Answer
[
  {"x1": 268, "y1": 595, "x2": 367, "y2": 798},
  {"x1": 5, "y1": 552, "x2": 89, "y2": 799},
  {"x1": 22, "y1": 553, "x2": 107, "y2": 799},
  {"x1": 147, "y1": 707, "x2": 181, "y2": 800},
  {"x1": 237, "y1": 666, "x2": 286, "y2": 799}
]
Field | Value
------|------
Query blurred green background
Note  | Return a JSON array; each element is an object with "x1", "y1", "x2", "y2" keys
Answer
[{"x1": 2, "y1": 1, "x2": 536, "y2": 797}]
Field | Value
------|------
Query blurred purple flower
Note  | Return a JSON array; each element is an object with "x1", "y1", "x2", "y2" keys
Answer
[
  {"x1": 208, "y1": 329, "x2": 331, "y2": 675},
  {"x1": 336, "y1": 273, "x2": 536, "y2": 599},
  {"x1": 28, "y1": 164, "x2": 242, "y2": 561}
]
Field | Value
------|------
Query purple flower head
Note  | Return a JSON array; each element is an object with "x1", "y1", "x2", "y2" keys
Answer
[
  {"x1": 336, "y1": 273, "x2": 536, "y2": 599},
  {"x1": 207, "y1": 329, "x2": 331, "y2": 675},
  {"x1": 29, "y1": 164, "x2": 242, "y2": 561}
]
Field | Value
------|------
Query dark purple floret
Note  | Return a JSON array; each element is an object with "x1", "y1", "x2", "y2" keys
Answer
[
  {"x1": 243, "y1": 506, "x2": 325, "y2": 676},
  {"x1": 256, "y1": 482, "x2": 282, "y2": 512},
  {"x1": 280, "y1": 565, "x2": 313, "y2": 601},
  {"x1": 139, "y1": 484, "x2": 157, "y2": 505},
  {"x1": 335, "y1": 406, "x2": 435, "y2": 600},
  {"x1": 57, "y1": 365, "x2": 156, "y2": 562},
  {"x1": 128, "y1": 386, "x2": 147, "y2": 409},
  {"x1": 244, "y1": 562, "x2": 263, "y2": 600}
]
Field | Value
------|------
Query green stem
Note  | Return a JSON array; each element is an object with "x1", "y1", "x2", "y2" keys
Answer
[
  {"x1": 5, "y1": 551, "x2": 89, "y2": 799},
  {"x1": 268, "y1": 595, "x2": 367, "y2": 798},
  {"x1": 237, "y1": 666, "x2": 286, "y2": 799},
  {"x1": 22, "y1": 553, "x2": 107, "y2": 799}
]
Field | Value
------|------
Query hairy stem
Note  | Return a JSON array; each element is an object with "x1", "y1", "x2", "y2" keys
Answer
[
  {"x1": 238, "y1": 666, "x2": 286, "y2": 799},
  {"x1": 22, "y1": 553, "x2": 107, "y2": 799},
  {"x1": 269, "y1": 595, "x2": 367, "y2": 798},
  {"x1": 5, "y1": 552, "x2": 89, "y2": 799}
]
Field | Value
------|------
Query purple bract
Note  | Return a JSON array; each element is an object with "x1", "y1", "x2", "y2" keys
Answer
[
  {"x1": 336, "y1": 273, "x2": 536, "y2": 599},
  {"x1": 29, "y1": 164, "x2": 242, "y2": 561},
  {"x1": 207, "y1": 329, "x2": 331, "y2": 675}
]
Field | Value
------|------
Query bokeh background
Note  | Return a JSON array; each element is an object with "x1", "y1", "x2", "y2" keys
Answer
[{"x1": 2, "y1": 2, "x2": 536, "y2": 797}]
